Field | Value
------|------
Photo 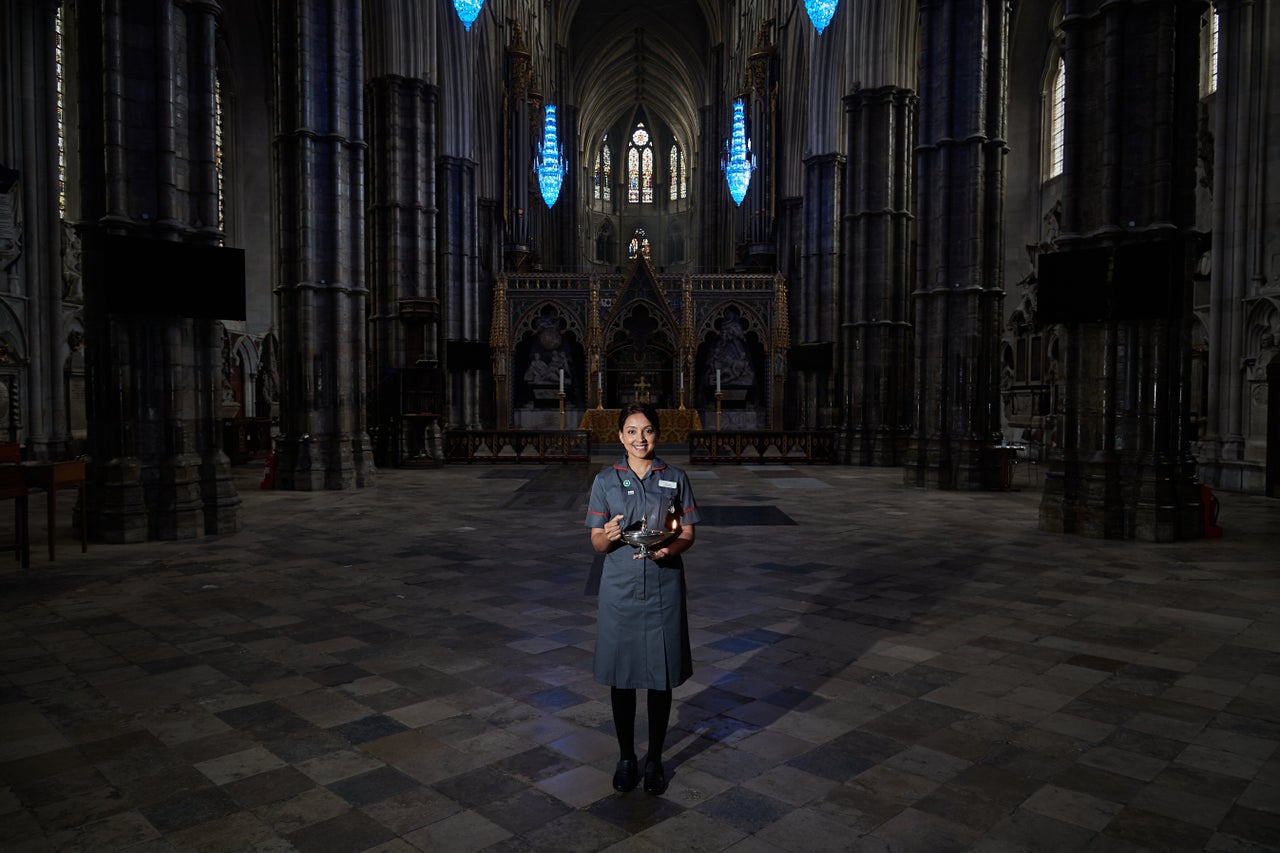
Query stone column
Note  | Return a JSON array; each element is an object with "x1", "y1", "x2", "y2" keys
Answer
[
  {"x1": 1038, "y1": 0, "x2": 1204, "y2": 540},
  {"x1": 2, "y1": 0, "x2": 70, "y2": 460},
  {"x1": 795, "y1": 154, "x2": 841, "y2": 432},
  {"x1": 1198, "y1": 0, "x2": 1277, "y2": 492},
  {"x1": 76, "y1": 0, "x2": 240, "y2": 541},
  {"x1": 697, "y1": 102, "x2": 726, "y2": 270},
  {"x1": 844, "y1": 86, "x2": 916, "y2": 465},
  {"x1": 272, "y1": 0, "x2": 373, "y2": 490},
  {"x1": 905, "y1": 0, "x2": 1009, "y2": 488},
  {"x1": 440, "y1": 155, "x2": 483, "y2": 429},
  {"x1": 366, "y1": 75, "x2": 438, "y2": 464}
]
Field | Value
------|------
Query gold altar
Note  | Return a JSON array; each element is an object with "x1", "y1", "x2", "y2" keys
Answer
[{"x1": 580, "y1": 408, "x2": 703, "y2": 443}]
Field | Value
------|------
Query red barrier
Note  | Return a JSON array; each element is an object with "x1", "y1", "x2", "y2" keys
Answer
[
  {"x1": 260, "y1": 451, "x2": 278, "y2": 490},
  {"x1": 1201, "y1": 484, "x2": 1223, "y2": 538}
]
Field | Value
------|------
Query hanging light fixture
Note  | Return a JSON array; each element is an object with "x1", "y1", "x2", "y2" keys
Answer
[
  {"x1": 804, "y1": 0, "x2": 838, "y2": 35},
  {"x1": 452, "y1": 0, "x2": 483, "y2": 31},
  {"x1": 723, "y1": 98, "x2": 754, "y2": 207},
  {"x1": 536, "y1": 104, "x2": 567, "y2": 208}
]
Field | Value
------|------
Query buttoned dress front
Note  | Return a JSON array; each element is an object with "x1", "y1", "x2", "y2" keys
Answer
[{"x1": 585, "y1": 457, "x2": 702, "y2": 690}]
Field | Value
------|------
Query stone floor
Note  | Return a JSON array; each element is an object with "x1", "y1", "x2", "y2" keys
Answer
[{"x1": 1, "y1": 453, "x2": 1278, "y2": 853}]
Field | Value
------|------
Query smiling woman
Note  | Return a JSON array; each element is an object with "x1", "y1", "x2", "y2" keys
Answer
[{"x1": 584, "y1": 402, "x2": 702, "y2": 795}]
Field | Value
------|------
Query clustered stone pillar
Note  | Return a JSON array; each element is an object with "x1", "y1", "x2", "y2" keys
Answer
[
  {"x1": 366, "y1": 74, "x2": 439, "y2": 464},
  {"x1": 1038, "y1": 0, "x2": 1204, "y2": 540},
  {"x1": 905, "y1": 0, "x2": 1008, "y2": 489},
  {"x1": 843, "y1": 86, "x2": 916, "y2": 465},
  {"x1": 696, "y1": 103, "x2": 725, "y2": 271},
  {"x1": 440, "y1": 155, "x2": 481, "y2": 430},
  {"x1": 272, "y1": 0, "x2": 373, "y2": 489},
  {"x1": 77, "y1": 0, "x2": 240, "y2": 541},
  {"x1": 1199, "y1": 0, "x2": 1275, "y2": 492},
  {"x1": 798, "y1": 152, "x2": 842, "y2": 431},
  {"x1": 2, "y1": 2, "x2": 64, "y2": 461}
]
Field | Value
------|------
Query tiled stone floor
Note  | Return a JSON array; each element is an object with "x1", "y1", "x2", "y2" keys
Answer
[{"x1": 2, "y1": 454, "x2": 1278, "y2": 852}]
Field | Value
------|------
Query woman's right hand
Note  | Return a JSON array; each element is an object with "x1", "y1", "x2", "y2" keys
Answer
[{"x1": 603, "y1": 514, "x2": 625, "y2": 543}]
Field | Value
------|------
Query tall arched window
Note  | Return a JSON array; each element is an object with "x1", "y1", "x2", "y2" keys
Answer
[
  {"x1": 627, "y1": 123, "x2": 653, "y2": 204},
  {"x1": 668, "y1": 142, "x2": 685, "y2": 201},
  {"x1": 1048, "y1": 57, "x2": 1065, "y2": 180},
  {"x1": 55, "y1": 4, "x2": 66, "y2": 217},
  {"x1": 628, "y1": 227, "x2": 650, "y2": 258},
  {"x1": 215, "y1": 71, "x2": 225, "y2": 240},
  {"x1": 593, "y1": 135, "x2": 611, "y2": 201},
  {"x1": 1207, "y1": 6, "x2": 1220, "y2": 94}
]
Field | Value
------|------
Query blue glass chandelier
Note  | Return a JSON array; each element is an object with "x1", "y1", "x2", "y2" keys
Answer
[
  {"x1": 452, "y1": 0, "x2": 483, "y2": 31},
  {"x1": 804, "y1": 0, "x2": 838, "y2": 35},
  {"x1": 723, "y1": 99, "x2": 754, "y2": 207},
  {"x1": 536, "y1": 104, "x2": 568, "y2": 208}
]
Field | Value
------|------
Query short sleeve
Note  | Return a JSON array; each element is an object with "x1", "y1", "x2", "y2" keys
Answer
[
  {"x1": 585, "y1": 471, "x2": 611, "y2": 528},
  {"x1": 677, "y1": 469, "x2": 702, "y2": 526}
]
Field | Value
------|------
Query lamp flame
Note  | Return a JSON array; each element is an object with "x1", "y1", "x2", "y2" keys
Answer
[
  {"x1": 536, "y1": 104, "x2": 568, "y2": 208},
  {"x1": 723, "y1": 99, "x2": 755, "y2": 206},
  {"x1": 452, "y1": 0, "x2": 483, "y2": 31},
  {"x1": 804, "y1": 0, "x2": 838, "y2": 35}
]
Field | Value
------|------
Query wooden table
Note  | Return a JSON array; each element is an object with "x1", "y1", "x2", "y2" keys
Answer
[{"x1": 20, "y1": 461, "x2": 87, "y2": 561}]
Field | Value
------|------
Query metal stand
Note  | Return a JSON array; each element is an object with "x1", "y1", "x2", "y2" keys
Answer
[
  {"x1": 715, "y1": 391, "x2": 723, "y2": 431},
  {"x1": 558, "y1": 391, "x2": 566, "y2": 430}
]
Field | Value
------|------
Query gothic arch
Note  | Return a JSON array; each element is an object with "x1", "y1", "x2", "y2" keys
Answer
[
  {"x1": 232, "y1": 334, "x2": 259, "y2": 417},
  {"x1": 1245, "y1": 298, "x2": 1280, "y2": 379}
]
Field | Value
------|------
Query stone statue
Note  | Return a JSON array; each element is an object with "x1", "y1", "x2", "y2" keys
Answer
[
  {"x1": 256, "y1": 335, "x2": 280, "y2": 416},
  {"x1": 705, "y1": 312, "x2": 754, "y2": 387},
  {"x1": 62, "y1": 220, "x2": 83, "y2": 301}
]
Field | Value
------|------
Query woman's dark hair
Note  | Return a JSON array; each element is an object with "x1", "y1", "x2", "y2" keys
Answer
[{"x1": 617, "y1": 402, "x2": 661, "y2": 435}]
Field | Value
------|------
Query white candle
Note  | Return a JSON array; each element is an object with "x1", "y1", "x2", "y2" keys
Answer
[
  {"x1": 680, "y1": 371, "x2": 684, "y2": 390},
  {"x1": 716, "y1": 368, "x2": 721, "y2": 393},
  {"x1": 559, "y1": 368, "x2": 564, "y2": 392}
]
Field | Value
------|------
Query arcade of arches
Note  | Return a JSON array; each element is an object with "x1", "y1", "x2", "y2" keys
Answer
[{"x1": 1, "y1": 0, "x2": 1277, "y2": 543}]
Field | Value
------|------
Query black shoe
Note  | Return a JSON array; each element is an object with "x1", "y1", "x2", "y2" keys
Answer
[
  {"x1": 612, "y1": 758, "x2": 639, "y2": 792},
  {"x1": 642, "y1": 758, "x2": 666, "y2": 795}
]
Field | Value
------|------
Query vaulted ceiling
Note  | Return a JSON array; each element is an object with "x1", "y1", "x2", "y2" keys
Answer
[{"x1": 563, "y1": 0, "x2": 718, "y2": 157}]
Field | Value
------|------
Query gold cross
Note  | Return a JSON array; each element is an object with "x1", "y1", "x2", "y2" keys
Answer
[{"x1": 633, "y1": 376, "x2": 651, "y2": 403}]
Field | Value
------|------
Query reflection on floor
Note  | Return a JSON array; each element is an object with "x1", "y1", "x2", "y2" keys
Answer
[{"x1": 2, "y1": 457, "x2": 1278, "y2": 852}]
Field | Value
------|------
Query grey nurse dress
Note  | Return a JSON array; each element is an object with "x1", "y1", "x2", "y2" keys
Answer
[{"x1": 585, "y1": 457, "x2": 702, "y2": 690}]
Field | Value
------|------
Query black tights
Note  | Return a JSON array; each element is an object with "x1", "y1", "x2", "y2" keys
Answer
[{"x1": 610, "y1": 686, "x2": 673, "y2": 763}]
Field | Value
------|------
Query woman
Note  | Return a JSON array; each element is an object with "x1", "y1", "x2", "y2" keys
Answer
[{"x1": 585, "y1": 402, "x2": 701, "y2": 795}]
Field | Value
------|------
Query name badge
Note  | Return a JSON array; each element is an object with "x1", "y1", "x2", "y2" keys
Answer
[{"x1": 658, "y1": 479, "x2": 677, "y2": 489}]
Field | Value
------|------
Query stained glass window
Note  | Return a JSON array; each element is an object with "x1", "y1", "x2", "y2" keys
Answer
[
  {"x1": 602, "y1": 141, "x2": 611, "y2": 201},
  {"x1": 1049, "y1": 57, "x2": 1065, "y2": 179},
  {"x1": 627, "y1": 123, "x2": 653, "y2": 204},
  {"x1": 627, "y1": 148, "x2": 639, "y2": 203},
  {"x1": 669, "y1": 145, "x2": 678, "y2": 201},
  {"x1": 641, "y1": 148, "x2": 653, "y2": 203},
  {"x1": 594, "y1": 136, "x2": 611, "y2": 201},
  {"x1": 628, "y1": 227, "x2": 650, "y2": 258},
  {"x1": 1209, "y1": 8, "x2": 1219, "y2": 93},
  {"x1": 668, "y1": 142, "x2": 686, "y2": 201},
  {"x1": 215, "y1": 72, "x2": 225, "y2": 240},
  {"x1": 55, "y1": 4, "x2": 66, "y2": 218}
]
